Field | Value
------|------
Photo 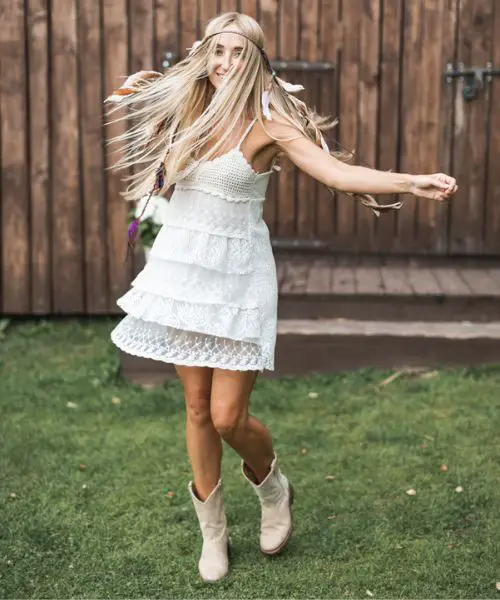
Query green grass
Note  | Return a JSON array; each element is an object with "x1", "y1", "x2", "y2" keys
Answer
[{"x1": 1, "y1": 318, "x2": 499, "y2": 599}]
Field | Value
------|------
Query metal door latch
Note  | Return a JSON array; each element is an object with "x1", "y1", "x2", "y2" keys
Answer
[{"x1": 444, "y1": 62, "x2": 500, "y2": 101}]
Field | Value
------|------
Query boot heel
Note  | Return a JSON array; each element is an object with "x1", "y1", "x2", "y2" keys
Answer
[{"x1": 289, "y1": 482, "x2": 294, "y2": 507}]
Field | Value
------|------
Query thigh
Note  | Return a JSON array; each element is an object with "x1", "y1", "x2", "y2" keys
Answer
[
  {"x1": 210, "y1": 369, "x2": 259, "y2": 431},
  {"x1": 174, "y1": 365, "x2": 214, "y2": 424}
]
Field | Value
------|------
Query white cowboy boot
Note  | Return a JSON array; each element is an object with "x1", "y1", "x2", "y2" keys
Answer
[
  {"x1": 241, "y1": 452, "x2": 294, "y2": 555},
  {"x1": 188, "y1": 478, "x2": 231, "y2": 583}
]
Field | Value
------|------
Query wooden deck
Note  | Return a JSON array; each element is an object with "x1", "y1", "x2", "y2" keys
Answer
[
  {"x1": 119, "y1": 254, "x2": 500, "y2": 385},
  {"x1": 275, "y1": 253, "x2": 500, "y2": 322}
]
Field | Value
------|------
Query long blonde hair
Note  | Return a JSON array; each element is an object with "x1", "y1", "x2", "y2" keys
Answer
[
  {"x1": 105, "y1": 12, "x2": 342, "y2": 199},
  {"x1": 105, "y1": 12, "x2": 401, "y2": 216}
]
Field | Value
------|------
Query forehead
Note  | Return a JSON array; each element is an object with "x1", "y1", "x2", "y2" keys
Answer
[{"x1": 213, "y1": 29, "x2": 246, "y2": 49}]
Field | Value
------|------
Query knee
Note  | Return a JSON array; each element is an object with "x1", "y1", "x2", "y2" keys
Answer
[
  {"x1": 185, "y1": 394, "x2": 212, "y2": 427},
  {"x1": 211, "y1": 409, "x2": 247, "y2": 438}
]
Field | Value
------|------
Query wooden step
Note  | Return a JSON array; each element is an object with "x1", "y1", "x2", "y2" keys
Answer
[
  {"x1": 119, "y1": 319, "x2": 500, "y2": 385},
  {"x1": 276, "y1": 257, "x2": 500, "y2": 322}
]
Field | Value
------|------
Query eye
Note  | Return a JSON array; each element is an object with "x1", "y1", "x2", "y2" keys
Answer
[
  {"x1": 234, "y1": 50, "x2": 242, "y2": 58},
  {"x1": 215, "y1": 49, "x2": 223, "y2": 56}
]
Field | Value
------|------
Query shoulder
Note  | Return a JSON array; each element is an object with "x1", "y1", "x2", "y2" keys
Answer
[{"x1": 257, "y1": 111, "x2": 306, "y2": 147}]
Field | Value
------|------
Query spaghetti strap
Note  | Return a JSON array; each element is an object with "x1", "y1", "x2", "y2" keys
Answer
[{"x1": 236, "y1": 118, "x2": 258, "y2": 150}]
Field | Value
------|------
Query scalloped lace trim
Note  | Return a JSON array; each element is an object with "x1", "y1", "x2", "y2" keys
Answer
[{"x1": 111, "y1": 317, "x2": 274, "y2": 371}]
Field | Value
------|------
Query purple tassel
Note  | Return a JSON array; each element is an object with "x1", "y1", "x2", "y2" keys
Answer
[{"x1": 124, "y1": 162, "x2": 166, "y2": 264}]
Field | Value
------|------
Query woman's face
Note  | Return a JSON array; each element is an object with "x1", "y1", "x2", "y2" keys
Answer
[{"x1": 207, "y1": 28, "x2": 247, "y2": 89}]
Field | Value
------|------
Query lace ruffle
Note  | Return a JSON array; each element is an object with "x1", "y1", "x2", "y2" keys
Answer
[
  {"x1": 150, "y1": 224, "x2": 272, "y2": 275},
  {"x1": 131, "y1": 256, "x2": 277, "y2": 310},
  {"x1": 117, "y1": 287, "x2": 265, "y2": 342},
  {"x1": 111, "y1": 317, "x2": 274, "y2": 371}
]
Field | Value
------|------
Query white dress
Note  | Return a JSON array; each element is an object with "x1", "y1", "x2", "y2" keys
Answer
[{"x1": 110, "y1": 118, "x2": 278, "y2": 372}]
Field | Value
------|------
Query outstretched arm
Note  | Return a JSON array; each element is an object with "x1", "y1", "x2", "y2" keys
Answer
[{"x1": 266, "y1": 118, "x2": 457, "y2": 202}]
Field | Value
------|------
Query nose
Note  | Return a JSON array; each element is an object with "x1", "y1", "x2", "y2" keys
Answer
[{"x1": 220, "y1": 52, "x2": 232, "y2": 72}]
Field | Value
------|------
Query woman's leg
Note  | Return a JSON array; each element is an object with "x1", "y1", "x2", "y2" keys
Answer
[
  {"x1": 210, "y1": 368, "x2": 294, "y2": 556},
  {"x1": 174, "y1": 364, "x2": 222, "y2": 501},
  {"x1": 210, "y1": 369, "x2": 275, "y2": 483}
]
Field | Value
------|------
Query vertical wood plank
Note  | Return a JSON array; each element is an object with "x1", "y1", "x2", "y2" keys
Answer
[
  {"x1": 277, "y1": 0, "x2": 299, "y2": 237},
  {"x1": 0, "y1": 1, "x2": 30, "y2": 313},
  {"x1": 180, "y1": 0, "x2": 197, "y2": 57},
  {"x1": 155, "y1": 0, "x2": 180, "y2": 66},
  {"x1": 337, "y1": 0, "x2": 360, "y2": 247},
  {"x1": 199, "y1": 0, "x2": 218, "y2": 36},
  {"x1": 260, "y1": 0, "x2": 279, "y2": 234},
  {"x1": 317, "y1": 0, "x2": 340, "y2": 239},
  {"x1": 129, "y1": 0, "x2": 154, "y2": 282},
  {"x1": 296, "y1": 0, "x2": 319, "y2": 239},
  {"x1": 27, "y1": 0, "x2": 51, "y2": 313},
  {"x1": 449, "y1": 0, "x2": 494, "y2": 254},
  {"x1": 396, "y1": 0, "x2": 422, "y2": 251},
  {"x1": 220, "y1": 0, "x2": 238, "y2": 12},
  {"x1": 375, "y1": 0, "x2": 402, "y2": 253},
  {"x1": 240, "y1": 0, "x2": 258, "y2": 19},
  {"x1": 103, "y1": 0, "x2": 131, "y2": 309},
  {"x1": 51, "y1": 0, "x2": 84, "y2": 312},
  {"x1": 438, "y1": 0, "x2": 460, "y2": 256},
  {"x1": 414, "y1": 0, "x2": 449, "y2": 254},
  {"x1": 484, "y1": 0, "x2": 500, "y2": 254},
  {"x1": 356, "y1": 0, "x2": 381, "y2": 251},
  {"x1": 79, "y1": 0, "x2": 108, "y2": 313}
]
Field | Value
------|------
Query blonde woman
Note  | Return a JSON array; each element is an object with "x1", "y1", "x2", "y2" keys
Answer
[{"x1": 106, "y1": 12, "x2": 457, "y2": 584}]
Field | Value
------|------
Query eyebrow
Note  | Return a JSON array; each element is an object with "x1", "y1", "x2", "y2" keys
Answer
[{"x1": 216, "y1": 43, "x2": 244, "y2": 51}]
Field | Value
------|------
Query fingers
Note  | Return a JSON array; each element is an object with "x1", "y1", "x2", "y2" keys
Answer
[
  {"x1": 431, "y1": 174, "x2": 452, "y2": 190},
  {"x1": 435, "y1": 173, "x2": 458, "y2": 193}
]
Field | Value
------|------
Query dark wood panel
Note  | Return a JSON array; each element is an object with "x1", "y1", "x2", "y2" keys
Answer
[
  {"x1": 260, "y1": 0, "x2": 279, "y2": 234},
  {"x1": 484, "y1": 0, "x2": 500, "y2": 253},
  {"x1": 376, "y1": 0, "x2": 402, "y2": 253},
  {"x1": 27, "y1": 0, "x2": 51, "y2": 313},
  {"x1": 336, "y1": 0, "x2": 359, "y2": 247},
  {"x1": 276, "y1": 0, "x2": 299, "y2": 237},
  {"x1": 449, "y1": 0, "x2": 494, "y2": 254},
  {"x1": 439, "y1": 0, "x2": 460, "y2": 256},
  {"x1": 103, "y1": 0, "x2": 132, "y2": 309},
  {"x1": 129, "y1": 0, "x2": 155, "y2": 286},
  {"x1": 0, "y1": 1, "x2": 30, "y2": 313},
  {"x1": 155, "y1": 0, "x2": 180, "y2": 66},
  {"x1": 296, "y1": 0, "x2": 319, "y2": 239},
  {"x1": 51, "y1": 0, "x2": 84, "y2": 312},
  {"x1": 240, "y1": 0, "x2": 258, "y2": 19},
  {"x1": 412, "y1": 2, "x2": 446, "y2": 253},
  {"x1": 179, "y1": 0, "x2": 197, "y2": 58},
  {"x1": 220, "y1": 0, "x2": 238, "y2": 12},
  {"x1": 355, "y1": 0, "x2": 380, "y2": 252},
  {"x1": 396, "y1": 1, "x2": 421, "y2": 251},
  {"x1": 79, "y1": 0, "x2": 108, "y2": 313},
  {"x1": 317, "y1": 0, "x2": 339, "y2": 239},
  {"x1": 199, "y1": 0, "x2": 218, "y2": 38}
]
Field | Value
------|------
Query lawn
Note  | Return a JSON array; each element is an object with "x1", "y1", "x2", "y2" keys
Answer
[{"x1": 1, "y1": 319, "x2": 499, "y2": 599}]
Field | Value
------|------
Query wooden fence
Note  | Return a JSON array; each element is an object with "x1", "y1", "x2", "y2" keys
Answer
[{"x1": 1, "y1": 0, "x2": 499, "y2": 315}]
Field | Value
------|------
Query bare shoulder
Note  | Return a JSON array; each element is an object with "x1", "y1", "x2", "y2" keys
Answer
[{"x1": 257, "y1": 110, "x2": 305, "y2": 147}]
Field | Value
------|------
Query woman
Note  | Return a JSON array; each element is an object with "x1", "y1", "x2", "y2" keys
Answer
[{"x1": 106, "y1": 12, "x2": 457, "y2": 584}]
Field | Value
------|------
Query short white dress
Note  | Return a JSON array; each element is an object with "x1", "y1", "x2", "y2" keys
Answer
[{"x1": 110, "y1": 118, "x2": 278, "y2": 372}]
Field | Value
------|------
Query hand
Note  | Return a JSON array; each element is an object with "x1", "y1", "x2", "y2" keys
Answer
[{"x1": 409, "y1": 173, "x2": 458, "y2": 201}]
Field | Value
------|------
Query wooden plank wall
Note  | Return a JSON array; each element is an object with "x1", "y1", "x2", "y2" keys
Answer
[{"x1": 1, "y1": 0, "x2": 499, "y2": 315}]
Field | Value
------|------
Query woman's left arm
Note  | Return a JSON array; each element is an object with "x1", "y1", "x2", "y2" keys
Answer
[{"x1": 269, "y1": 122, "x2": 457, "y2": 202}]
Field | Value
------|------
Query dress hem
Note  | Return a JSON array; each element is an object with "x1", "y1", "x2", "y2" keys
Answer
[{"x1": 113, "y1": 334, "x2": 272, "y2": 373}]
